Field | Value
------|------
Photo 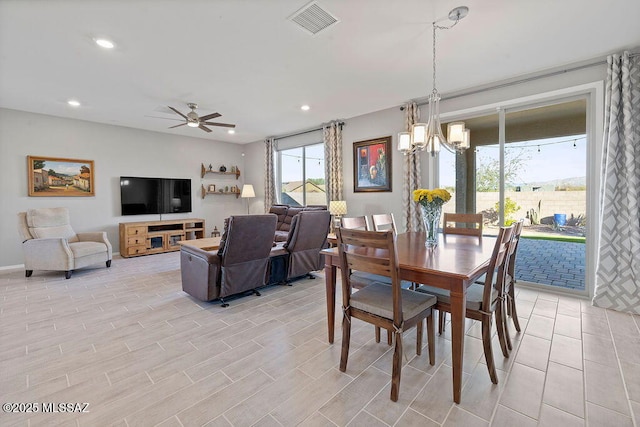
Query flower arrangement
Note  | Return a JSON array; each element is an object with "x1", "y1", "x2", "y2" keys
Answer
[{"x1": 413, "y1": 188, "x2": 452, "y2": 206}]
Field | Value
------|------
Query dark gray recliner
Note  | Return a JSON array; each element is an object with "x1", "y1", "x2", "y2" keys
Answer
[
  {"x1": 271, "y1": 210, "x2": 331, "y2": 283},
  {"x1": 181, "y1": 214, "x2": 277, "y2": 306}
]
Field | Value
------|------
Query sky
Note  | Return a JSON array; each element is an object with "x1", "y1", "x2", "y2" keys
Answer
[
  {"x1": 39, "y1": 160, "x2": 90, "y2": 176},
  {"x1": 439, "y1": 135, "x2": 587, "y2": 187},
  {"x1": 280, "y1": 143, "x2": 325, "y2": 182}
]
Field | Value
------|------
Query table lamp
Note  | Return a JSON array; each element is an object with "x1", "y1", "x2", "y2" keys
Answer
[
  {"x1": 329, "y1": 200, "x2": 347, "y2": 233},
  {"x1": 240, "y1": 184, "x2": 255, "y2": 214}
]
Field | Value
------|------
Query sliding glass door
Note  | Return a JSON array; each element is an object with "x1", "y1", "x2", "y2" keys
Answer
[{"x1": 438, "y1": 98, "x2": 588, "y2": 293}]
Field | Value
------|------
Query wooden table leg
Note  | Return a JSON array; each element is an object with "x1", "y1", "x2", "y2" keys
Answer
[
  {"x1": 450, "y1": 285, "x2": 467, "y2": 404},
  {"x1": 324, "y1": 257, "x2": 337, "y2": 344}
]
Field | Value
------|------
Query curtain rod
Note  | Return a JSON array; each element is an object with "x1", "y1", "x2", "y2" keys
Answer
[
  {"x1": 399, "y1": 58, "x2": 607, "y2": 110},
  {"x1": 272, "y1": 121, "x2": 345, "y2": 141}
]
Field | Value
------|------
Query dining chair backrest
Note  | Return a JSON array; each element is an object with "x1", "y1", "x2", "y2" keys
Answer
[
  {"x1": 443, "y1": 213, "x2": 483, "y2": 238},
  {"x1": 481, "y1": 225, "x2": 515, "y2": 311},
  {"x1": 507, "y1": 220, "x2": 524, "y2": 279},
  {"x1": 336, "y1": 228, "x2": 402, "y2": 324},
  {"x1": 341, "y1": 216, "x2": 371, "y2": 231},
  {"x1": 371, "y1": 213, "x2": 397, "y2": 232}
]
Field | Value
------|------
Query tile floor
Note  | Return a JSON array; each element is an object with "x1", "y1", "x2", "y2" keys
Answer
[{"x1": 0, "y1": 252, "x2": 638, "y2": 426}]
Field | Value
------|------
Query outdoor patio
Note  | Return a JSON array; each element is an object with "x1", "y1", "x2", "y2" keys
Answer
[{"x1": 515, "y1": 237, "x2": 586, "y2": 291}]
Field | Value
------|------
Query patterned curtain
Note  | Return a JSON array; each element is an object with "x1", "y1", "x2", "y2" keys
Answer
[
  {"x1": 593, "y1": 51, "x2": 640, "y2": 314},
  {"x1": 324, "y1": 121, "x2": 343, "y2": 202},
  {"x1": 264, "y1": 137, "x2": 277, "y2": 212},
  {"x1": 402, "y1": 102, "x2": 422, "y2": 232}
]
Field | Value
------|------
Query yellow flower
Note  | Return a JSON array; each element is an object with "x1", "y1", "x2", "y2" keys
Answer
[{"x1": 413, "y1": 188, "x2": 452, "y2": 206}]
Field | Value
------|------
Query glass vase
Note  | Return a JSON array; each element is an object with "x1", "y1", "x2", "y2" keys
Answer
[{"x1": 420, "y1": 203, "x2": 442, "y2": 247}]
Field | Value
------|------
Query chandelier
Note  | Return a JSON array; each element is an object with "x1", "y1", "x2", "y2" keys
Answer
[{"x1": 398, "y1": 6, "x2": 470, "y2": 156}]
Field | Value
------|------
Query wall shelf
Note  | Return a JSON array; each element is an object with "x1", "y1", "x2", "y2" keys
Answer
[
  {"x1": 201, "y1": 163, "x2": 240, "y2": 179},
  {"x1": 201, "y1": 184, "x2": 240, "y2": 199}
]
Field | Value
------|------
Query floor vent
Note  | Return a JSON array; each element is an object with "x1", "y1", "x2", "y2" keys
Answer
[{"x1": 289, "y1": 1, "x2": 338, "y2": 35}]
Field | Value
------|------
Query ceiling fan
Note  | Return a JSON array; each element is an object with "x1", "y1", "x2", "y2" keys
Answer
[{"x1": 167, "y1": 103, "x2": 236, "y2": 133}]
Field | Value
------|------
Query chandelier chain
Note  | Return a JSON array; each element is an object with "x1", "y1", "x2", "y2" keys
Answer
[
  {"x1": 432, "y1": 23, "x2": 437, "y2": 94},
  {"x1": 431, "y1": 13, "x2": 461, "y2": 96}
]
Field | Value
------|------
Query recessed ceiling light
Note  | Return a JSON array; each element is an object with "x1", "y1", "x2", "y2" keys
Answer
[
  {"x1": 228, "y1": 129, "x2": 235, "y2": 134},
  {"x1": 301, "y1": 105, "x2": 310, "y2": 111},
  {"x1": 95, "y1": 38, "x2": 115, "y2": 49},
  {"x1": 67, "y1": 100, "x2": 81, "y2": 107}
]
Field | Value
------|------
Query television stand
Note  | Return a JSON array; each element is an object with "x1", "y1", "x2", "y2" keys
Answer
[{"x1": 119, "y1": 218, "x2": 205, "y2": 257}]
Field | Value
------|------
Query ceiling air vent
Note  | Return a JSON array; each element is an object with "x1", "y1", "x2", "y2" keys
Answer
[{"x1": 289, "y1": 1, "x2": 339, "y2": 35}]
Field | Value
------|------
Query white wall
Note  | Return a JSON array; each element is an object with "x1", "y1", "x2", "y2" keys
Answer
[{"x1": 0, "y1": 108, "x2": 249, "y2": 268}]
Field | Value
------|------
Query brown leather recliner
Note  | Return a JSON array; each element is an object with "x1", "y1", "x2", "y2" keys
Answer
[
  {"x1": 271, "y1": 210, "x2": 331, "y2": 283},
  {"x1": 180, "y1": 214, "x2": 277, "y2": 306}
]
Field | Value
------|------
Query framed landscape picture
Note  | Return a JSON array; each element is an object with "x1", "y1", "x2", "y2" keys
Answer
[
  {"x1": 353, "y1": 136, "x2": 392, "y2": 192},
  {"x1": 27, "y1": 155, "x2": 95, "y2": 197}
]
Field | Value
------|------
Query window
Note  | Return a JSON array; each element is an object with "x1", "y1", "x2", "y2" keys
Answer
[{"x1": 278, "y1": 143, "x2": 325, "y2": 206}]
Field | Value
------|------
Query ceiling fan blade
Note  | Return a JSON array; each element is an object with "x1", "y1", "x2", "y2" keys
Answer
[
  {"x1": 199, "y1": 124, "x2": 212, "y2": 133},
  {"x1": 168, "y1": 106, "x2": 188, "y2": 120},
  {"x1": 169, "y1": 123, "x2": 187, "y2": 129},
  {"x1": 145, "y1": 115, "x2": 183, "y2": 122},
  {"x1": 198, "y1": 112, "x2": 221, "y2": 121},
  {"x1": 202, "y1": 122, "x2": 236, "y2": 128}
]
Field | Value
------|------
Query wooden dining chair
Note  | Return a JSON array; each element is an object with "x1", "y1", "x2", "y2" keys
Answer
[
  {"x1": 336, "y1": 228, "x2": 437, "y2": 401},
  {"x1": 371, "y1": 213, "x2": 397, "y2": 232},
  {"x1": 416, "y1": 225, "x2": 514, "y2": 383},
  {"x1": 341, "y1": 213, "x2": 391, "y2": 344},
  {"x1": 442, "y1": 213, "x2": 483, "y2": 237},
  {"x1": 502, "y1": 220, "x2": 524, "y2": 350},
  {"x1": 341, "y1": 216, "x2": 371, "y2": 231},
  {"x1": 437, "y1": 212, "x2": 484, "y2": 333}
]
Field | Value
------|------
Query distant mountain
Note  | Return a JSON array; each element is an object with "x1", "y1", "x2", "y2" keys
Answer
[{"x1": 511, "y1": 176, "x2": 586, "y2": 191}]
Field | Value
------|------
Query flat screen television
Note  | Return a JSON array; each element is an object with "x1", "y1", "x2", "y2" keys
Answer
[{"x1": 120, "y1": 176, "x2": 192, "y2": 216}]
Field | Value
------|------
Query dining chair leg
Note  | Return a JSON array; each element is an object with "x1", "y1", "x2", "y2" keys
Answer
[
  {"x1": 426, "y1": 314, "x2": 435, "y2": 365},
  {"x1": 502, "y1": 296, "x2": 513, "y2": 351},
  {"x1": 339, "y1": 310, "x2": 351, "y2": 372},
  {"x1": 438, "y1": 310, "x2": 446, "y2": 335},
  {"x1": 387, "y1": 330, "x2": 392, "y2": 345},
  {"x1": 504, "y1": 315, "x2": 513, "y2": 351},
  {"x1": 416, "y1": 320, "x2": 423, "y2": 356},
  {"x1": 495, "y1": 303, "x2": 510, "y2": 357},
  {"x1": 509, "y1": 286, "x2": 521, "y2": 332},
  {"x1": 481, "y1": 317, "x2": 498, "y2": 384},
  {"x1": 390, "y1": 331, "x2": 403, "y2": 402},
  {"x1": 375, "y1": 326, "x2": 381, "y2": 343}
]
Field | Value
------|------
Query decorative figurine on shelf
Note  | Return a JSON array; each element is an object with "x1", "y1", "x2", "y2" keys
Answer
[
  {"x1": 208, "y1": 164, "x2": 213, "y2": 171},
  {"x1": 219, "y1": 165, "x2": 227, "y2": 172},
  {"x1": 225, "y1": 185, "x2": 229, "y2": 192},
  {"x1": 211, "y1": 226, "x2": 221, "y2": 238},
  {"x1": 231, "y1": 166, "x2": 236, "y2": 173}
]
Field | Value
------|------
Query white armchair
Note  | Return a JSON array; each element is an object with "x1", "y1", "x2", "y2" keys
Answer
[{"x1": 17, "y1": 207, "x2": 112, "y2": 279}]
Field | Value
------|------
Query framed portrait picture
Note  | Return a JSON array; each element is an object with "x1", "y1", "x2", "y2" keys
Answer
[
  {"x1": 353, "y1": 136, "x2": 392, "y2": 192},
  {"x1": 27, "y1": 155, "x2": 95, "y2": 197}
]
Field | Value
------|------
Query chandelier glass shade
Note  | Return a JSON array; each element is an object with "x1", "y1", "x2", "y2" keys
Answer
[{"x1": 398, "y1": 6, "x2": 470, "y2": 156}]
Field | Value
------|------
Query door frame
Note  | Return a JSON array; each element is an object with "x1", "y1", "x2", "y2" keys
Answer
[{"x1": 431, "y1": 82, "x2": 604, "y2": 298}]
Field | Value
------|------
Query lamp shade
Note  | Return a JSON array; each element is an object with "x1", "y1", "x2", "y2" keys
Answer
[
  {"x1": 397, "y1": 132, "x2": 411, "y2": 152},
  {"x1": 461, "y1": 129, "x2": 470, "y2": 149},
  {"x1": 329, "y1": 200, "x2": 347, "y2": 215},
  {"x1": 447, "y1": 122, "x2": 466, "y2": 143},
  {"x1": 240, "y1": 184, "x2": 255, "y2": 198},
  {"x1": 411, "y1": 123, "x2": 427, "y2": 148}
]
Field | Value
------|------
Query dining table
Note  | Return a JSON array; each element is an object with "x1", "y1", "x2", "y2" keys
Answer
[{"x1": 320, "y1": 231, "x2": 496, "y2": 404}]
